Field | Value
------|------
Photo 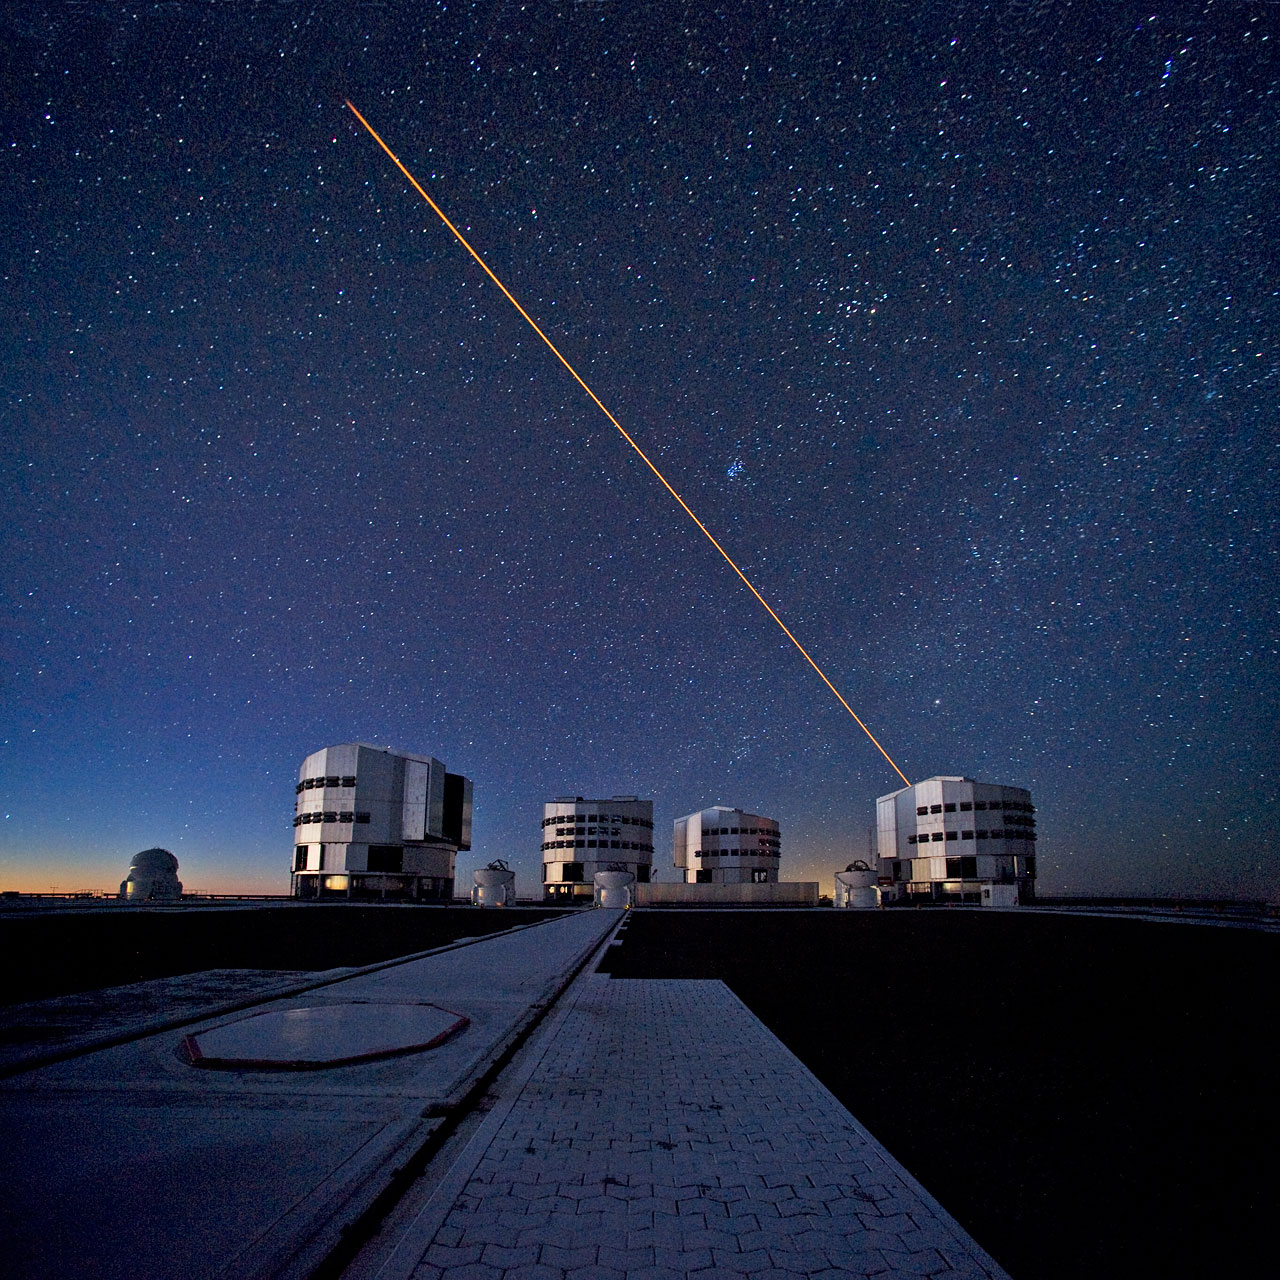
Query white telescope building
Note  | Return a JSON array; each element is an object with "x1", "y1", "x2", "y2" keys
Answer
[
  {"x1": 540, "y1": 796, "x2": 654, "y2": 904},
  {"x1": 876, "y1": 775, "x2": 1037, "y2": 903},
  {"x1": 673, "y1": 806, "x2": 781, "y2": 885},
  {"x1": 291, "y1": 743, "x2": 472, "y2": 900}
]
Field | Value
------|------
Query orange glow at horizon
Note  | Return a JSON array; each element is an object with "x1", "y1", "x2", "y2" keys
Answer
[{"x1": 345, "y1": 100, "x2": 911, "y2": 788}]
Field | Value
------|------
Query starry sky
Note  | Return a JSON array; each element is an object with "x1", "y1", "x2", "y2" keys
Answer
[{"x1": 2, "y1": 1, "x2": 1276, "y2": 899}]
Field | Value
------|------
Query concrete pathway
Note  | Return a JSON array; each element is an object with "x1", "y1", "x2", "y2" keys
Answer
[
  {"x1": 0, "y1": 909, "x2": 620, "y2": 1280},
  {"x1": 372, "y1": 975, "x2": 1010, "y2": 1280}
]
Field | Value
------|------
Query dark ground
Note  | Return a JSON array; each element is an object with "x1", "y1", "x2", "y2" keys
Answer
[
  {"x1": 0, "y1": 903, "x2": 567, "y2": 1004},
  {"x1": 599, "y1": 909, "x2": 1278, "y2": 1280}
]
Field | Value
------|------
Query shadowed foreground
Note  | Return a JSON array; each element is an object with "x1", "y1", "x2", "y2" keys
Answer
[{"x1": 600, "y1": 910, "x2": 1277, "y2": 1280}]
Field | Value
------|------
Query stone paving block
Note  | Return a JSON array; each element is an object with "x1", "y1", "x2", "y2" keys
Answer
[
  {"x1": 425, "y1": 1243, "x2": 486, "y2": 1268},
  {"x1": 934, "y1": 1254, "x2": 998, "y2": 1280},
  {"x1": 479, "y1": 1240, "x2": 544, "y2": 1269},
  {"x1": 540, "y1": 1244, "x2": 599, "y2": 1270},
  {"x1": 664, "y1": 1224, "x2": 734, "y2": 1254},
  {"x1": 899, "y1": 1223, "x2": 960, "y2": 1254},
  {"x1": 654, "y1": 1244, "x2": 713, "y2": 1270},
  {"x1": 622, "y1": 1266, "x2": 684, "y2": 1280},
  {"x1": 438, "y1": 1264, "x2": 503, "y2": 1280},
  {"x1": 714, "y1": 1246, "x2": 772, "y2": 1272},
  {"x1": 457, "y1": 1219, "x2": 524, "y2": 1248},
  {"x1": 769, "y1": 1244, "x2": 833, "y2": 1273},
  {"x1": 501, "y1": 1266, "x2": 566, "y2": 1280},
  {"x1": 878, "y1": 1246, "x2": 951, "y2": 1276},
  {"x1": 596, "y1": 1245, "x2": 656, "y2": 1272},
  {"x1": 499, "y1": 1209, "x2": 552, "y2": 1231},
  {"x1": 560, "y1": 1254, "x2": 624, "y2": 1274}
]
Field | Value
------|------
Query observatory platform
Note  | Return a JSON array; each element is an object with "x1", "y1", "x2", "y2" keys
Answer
[
  {"x1": 358, "y1": 971, "x2": 1010, "y2": 1280},
  {"x1": 0, "y1": 911, "x2": 1009, "y2": 1280},
  {"x1": 0, "y1": 910, "x2": 617, "y2": 1280}
]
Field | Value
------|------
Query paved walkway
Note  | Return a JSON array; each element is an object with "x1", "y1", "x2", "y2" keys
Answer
[
  {"x1": 374, "y1": 976, "x2": 1010, "y2": 1280},
  {"x1": 0, "y1": 910, "x2": 620, "y2": 1280}
]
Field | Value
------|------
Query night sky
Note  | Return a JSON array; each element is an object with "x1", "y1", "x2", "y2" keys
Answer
[{"x1": 2, "y1": 2, "x2": 1276, "y2": 899}]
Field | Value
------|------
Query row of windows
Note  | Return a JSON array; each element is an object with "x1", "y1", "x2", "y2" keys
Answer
[
  {"x1": 916, "y1": 800, "x2": 1034, "y2": 816},
  {"x1": 294, "y1": 812, "x2": 371, "y2": 826},
  {"x1": 693, "y1": 849, "x2": 780, "y2": 860},
  {"x1": 542, "y1": 839, "x2": 654, "y2": 852},
  {"x1": 890, "y1": 856, "x2": 1037, "y2": 881},
  {"x1": 908, "y1": 829, "x2": 1036, "y2": 843},
  {"x1": 541, "y1": 813, "x2": 654, "y2": 829},
  {"x1": 547, "y1": 826, "x2": 631, "y2": 839},
  {"x1": 298, "y1": 775, "x2": 357, "y2": 793},
  {"x1": 703, "y1": 825, "x2": 777, "y2": 837},
  {"x1": 694, "y1": 868, "x2": 771, "y2": 883},
  {"x1": 542, "y1": 862, "x2": 653, "y2": 883}
]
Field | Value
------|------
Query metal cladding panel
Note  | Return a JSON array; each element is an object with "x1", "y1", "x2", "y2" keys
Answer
[
  {"x1": 673, "y1": 816, "x2": 689, "y2": 868},
  {"x1": 457, "y1": 776, "x2": 473, "y2": 849},
  {"x1": 426, "y1": 758, "x2": 445, "y2": 839},
  {"x1": 876, "y1": 794, "x2": 898, "y2": 860},
  {"x1": 402, "y1": 758, "x2": 430, "y2": 842},
  {"x1": 299, "y1": 747, "x2": 327, "y2": 783}
]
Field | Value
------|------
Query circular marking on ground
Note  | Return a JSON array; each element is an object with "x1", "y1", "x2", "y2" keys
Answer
[{"x1": 179, "y1": 1001, "x2": 469, "y2": 1070}]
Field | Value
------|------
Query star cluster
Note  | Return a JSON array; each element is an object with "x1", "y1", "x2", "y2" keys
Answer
[{"x1": 1, "y1": 2, "x2": 1276, "y2": 897}]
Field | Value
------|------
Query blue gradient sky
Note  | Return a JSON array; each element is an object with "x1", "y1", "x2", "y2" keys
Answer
[{"x1": 2, "y1": 1, "x2": 1276, "y2": 899}]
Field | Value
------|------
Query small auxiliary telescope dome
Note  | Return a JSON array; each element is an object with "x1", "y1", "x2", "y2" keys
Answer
[
  {"x1": 472, "y1": 859, "x2": 515, "y2": 907},
  {"x1": 834, "y1": 859, "x2": 878, "y2": 910},
  {"x1": 119, "y1": 847, "x2": 183, "y2": 901}
]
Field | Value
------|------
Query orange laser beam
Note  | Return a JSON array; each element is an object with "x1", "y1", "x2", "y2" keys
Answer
[{"x1": 345, "y1": 100, "x2": 911, "y2": 788}]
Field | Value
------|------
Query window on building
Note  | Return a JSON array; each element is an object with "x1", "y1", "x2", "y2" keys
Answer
[
  {"x1": 637, "y1": 864, "x2": 650, "y2": 882},
  {"x1": 1026, "y1": 856, "x2": 1037, "y2": 876},
  {"x1": 751, "y1": 869, "x2": 768, "y2": 883},
  {"x1": 322, "y1": 811, "x2": 337, "y2": 822},
  {"x1": 916, "y1": 806, "x2": 928, "y2": 816},
  {"x1": 907, "y1": 835, "x2": 917, "y2": 845},
  {"x1": 962, "y1": 830, "x2": 974, "y2": 840},
  {"x1": 931, "y1": 832, "x2": 944, "y2": 842},
  {"x1": 944, "y1": 803, "x2": 956, "y2": 812},
  {"x1": 976, "y1": 830, "x2": 989, "y2": 839},
  {"x1": 974, "y1": 801, "x2": 987, "y2": 810},
  {"x1": 294, "y1": 845, "x2": 307, "y2": 871},
  {"x1": 930, "y1": 804, "x2": 942, "y2": 813},
  {"x1": 960, "y1": 802, "x2": 972, "y2": 812},
  {"x1": 339, "y1": 811, "x2": 353, "y2": 823},
  {"x1": 696, "y1": 869, "x2": 713, "y2": 884},
  {"x1": 946, "y1": 831, "x2": 958, "y2": 841},
  {"x1": 946, "y1": 858, "x2": 963, "y2": 878},
  {"x1": 961, "y1": 855, "x2": 977, "y2": 878},
  {"x1": 325, "y1": 776, "x2": 340, "y2": 787},
  {"x1": 341, "y1": 776, "x2": 356, "y2": 788},
  {"x1": 355, "y1": 812, "x2": 370, "y2": 824},
  {"x1": 562, "y1": 863, "x2": 584, "y2": 882}
]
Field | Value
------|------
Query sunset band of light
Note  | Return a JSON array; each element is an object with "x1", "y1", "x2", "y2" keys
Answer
[{"x1": 345, "y1": 100, "x2": 911, "y2": 787}]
